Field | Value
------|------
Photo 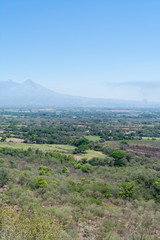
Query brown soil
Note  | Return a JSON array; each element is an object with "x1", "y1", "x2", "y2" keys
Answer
[
  {"x1": 126, "y1": 144, "x2": 160, "y2": 158},
  {"x1": 6, "y1": 138, "x2": 24, "y2": 143}
]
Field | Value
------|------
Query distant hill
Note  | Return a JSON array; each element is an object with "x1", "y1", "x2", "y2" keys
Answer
[
  {"x1": 0, "y1": 80, "x2": 157, "y2": 108},
  {"x1": 0, "y1": 80, "x2": 77, "y2": 107}
]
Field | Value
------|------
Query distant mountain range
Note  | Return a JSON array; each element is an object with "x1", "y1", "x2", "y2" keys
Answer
[
  {"x1": 0, "y1": 80, "x2": 158, "y2": 108},
  {"x1": 0, "y1": 80, "x2": 77, "y2": 107}
]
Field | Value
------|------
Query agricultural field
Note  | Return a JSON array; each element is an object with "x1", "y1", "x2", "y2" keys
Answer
[{"x1": 0, "y1": 108, "x2": 160, "y2": 239}]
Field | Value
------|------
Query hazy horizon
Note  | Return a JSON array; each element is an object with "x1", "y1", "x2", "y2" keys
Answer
[
  {"x1": 1, "y1": 1, "x2": 160, "y2": 102},
  {"x1": 0, "y1": 79, "x2": 160, "y2": 103}
]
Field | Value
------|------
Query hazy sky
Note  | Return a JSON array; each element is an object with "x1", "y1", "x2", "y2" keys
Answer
[{"x1": 1, "y1": 0, "x2": 160, "y2": 102}]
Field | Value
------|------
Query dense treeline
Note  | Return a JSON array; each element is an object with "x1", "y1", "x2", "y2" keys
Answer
[{"x1": 1, "y1": 109, "x2": 160, "y2": 144}]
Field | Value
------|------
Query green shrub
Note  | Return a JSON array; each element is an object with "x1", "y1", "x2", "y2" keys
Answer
[
  {"x1": 81, "y1": 163, "x2": 92, "y2": 173},
  {"x1": 0, "y1": 158, "x2": 4, "y2": 164},
  {"x1": 62, "y1": 166, "x2": 70, "y2": 173},
  {"x1": 70, "y1": 180, "x2": 84, "y2": 193},
  {"x1": 0, "y1": 168, "x2": 9, "y2": 187},
  {"x1": 39, "y1": 165, "x2": 51, "y2": 176},
  {"x1": 86, "y1": 204, "x2": 105, "y2": 218},
  {"x1": 89, "y1": 157, "x2": 114, "y2": 166},
  {"x1": 27, "y1": 166, "x2": 32, "y2": 171},
  {"x1": 36, "y1": 177, "x2": 48, "y2": 188},
  {"x1": 74, "y1": 163, "x2": 82, "y2": 169},
  {"x1": 9, "y1": 159, "x2": 16, "y2": 168},
  {"x1": 29, "y1": 177, "x2": 48, "y2": 189},
  {"x1": 18, "y1": 171, "x2": 28, "y2": 185},
  {"x1": 90, "y1": 198, "x2": 103, "y2": 205},
  {"x1": 54, "y1": 206, "x2": 73, "y2": 225},
  {"x1": 119, "y1": 181, "x2": 135, "y2": 198},
  {"x1": 90, "y1": 183, "x2": 113, "y2": 197}
]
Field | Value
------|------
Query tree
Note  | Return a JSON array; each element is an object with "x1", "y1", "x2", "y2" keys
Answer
[
  {"x1": 110, "y1": 151, "x2": 126, "y2": 166},
  {"x1": 75, "y1": 137, "x2": 90, "y2": 147},
  {"x1": 74, "y1": 144, "x2": 89, "y2": 154},
  {"x1": 1, "y1": 135, "x2": 7, "y2": 142}
]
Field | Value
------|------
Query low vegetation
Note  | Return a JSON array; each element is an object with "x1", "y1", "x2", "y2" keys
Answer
[{"x1": 0, "y1": 108, "x2": 160, "y2": 239}]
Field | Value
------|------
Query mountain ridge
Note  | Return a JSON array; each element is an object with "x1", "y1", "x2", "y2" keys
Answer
[{"x1": 0, "y1": 80, "x2": 157, "y2": 108}]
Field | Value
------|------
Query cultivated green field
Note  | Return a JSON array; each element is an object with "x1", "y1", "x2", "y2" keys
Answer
[
  {"x1": 142, "y1": 137, "x2": 160, "y2": 140},
  {"x1": 0, "y1": 141, "x2": 106, "y2": 160},
  {"x1": 0, "y1": 142, "x2": 74, "y2": 153},
  {"x1": 85, "y1": 135, "x2": 101, "y2": 142}
]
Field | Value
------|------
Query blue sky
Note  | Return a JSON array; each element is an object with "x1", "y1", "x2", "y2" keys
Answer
[{"x1": 1, "y1": 0, "x2": 160, "y2": 101}]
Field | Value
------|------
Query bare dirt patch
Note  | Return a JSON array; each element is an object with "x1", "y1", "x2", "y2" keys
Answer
[
  {"x1": 6, "y1": 138, "x2": 24, "y2": 143},
  {"x1": 126, "y1": 144, "x2": 160, "y2": 158}
]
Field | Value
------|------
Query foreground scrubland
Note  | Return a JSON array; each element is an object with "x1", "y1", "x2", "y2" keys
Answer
[{"x1": 0, "y1": 108, "x2": 160, "y2": 240}]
